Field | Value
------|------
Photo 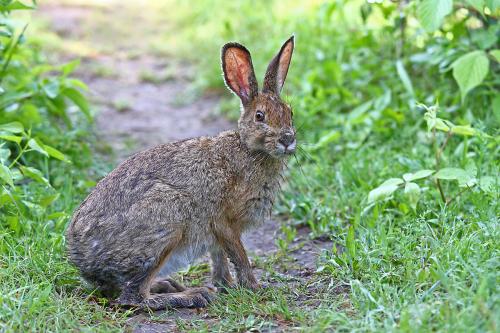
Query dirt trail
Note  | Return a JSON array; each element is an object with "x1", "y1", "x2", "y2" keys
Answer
[{"x1": 38, "y1": 3, "x2": 333, "y2": 331}]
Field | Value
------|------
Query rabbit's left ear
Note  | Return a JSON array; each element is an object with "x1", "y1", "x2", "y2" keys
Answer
[{"x1": 263, "y1": 36, "x2": 294, "y2": 94}]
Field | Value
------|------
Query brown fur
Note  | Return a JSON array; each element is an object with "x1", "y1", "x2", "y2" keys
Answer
[{"x1": 66, "y1": 36, "x2": 296, "y2": 310}]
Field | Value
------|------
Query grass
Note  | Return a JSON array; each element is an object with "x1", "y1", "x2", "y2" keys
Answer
[{"x1": 1, "y1": 0, "x2": 498, "y2": 332}]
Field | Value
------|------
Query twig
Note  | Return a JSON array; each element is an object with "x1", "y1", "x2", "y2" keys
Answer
[{"x1": 446, "y1": 184, "x2": 476, "y2": 205}]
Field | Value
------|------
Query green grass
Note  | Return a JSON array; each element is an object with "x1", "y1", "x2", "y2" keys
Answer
[{"x1": 1, "y1": 0, "x2": 498, "y2": 332}]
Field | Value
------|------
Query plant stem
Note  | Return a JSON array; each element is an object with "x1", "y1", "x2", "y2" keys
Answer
[
  {"x1": 437, "y1": 131, "x2": 452, "y2": 162},
  {"x1": 433, "y1": 127, "x2": 447, "y2": 203},
  {"x1": 9, "y1": 140, "x2": 29, "y2": 169},
  {"x1": 0, "y1": 24, "x2": 29, "y2": 82}
]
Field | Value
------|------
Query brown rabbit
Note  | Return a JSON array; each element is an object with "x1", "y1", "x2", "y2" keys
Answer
[{"x1": 66, "y1": 36, "x2": 296, "y2": 310}]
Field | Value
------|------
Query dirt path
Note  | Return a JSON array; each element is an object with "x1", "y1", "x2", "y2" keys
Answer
[{"x1": 37, "y1": 3, "x2": 333, "y2": 331}]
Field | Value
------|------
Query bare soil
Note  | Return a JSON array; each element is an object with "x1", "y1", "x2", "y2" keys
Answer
[{"x1": 38, "y1": 3, "x2": 334, "y2": 331}]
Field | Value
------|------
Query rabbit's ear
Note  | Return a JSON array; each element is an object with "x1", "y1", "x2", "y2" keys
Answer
[
  {"x1": 263, "y1": 36, "x2": 294, "y2": 95},
  {"x1": 222, "y1": 43, "x2": 258, "y2": 105}
]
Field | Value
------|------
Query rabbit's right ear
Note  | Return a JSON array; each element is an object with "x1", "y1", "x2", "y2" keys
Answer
[{"x1": 221, "y1": 43, "x2": 258, "y2": 105}]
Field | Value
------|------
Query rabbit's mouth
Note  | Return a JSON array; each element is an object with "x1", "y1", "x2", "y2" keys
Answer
[{"x1": 274, "y1": 139, "x2": 296, "y2": 157}]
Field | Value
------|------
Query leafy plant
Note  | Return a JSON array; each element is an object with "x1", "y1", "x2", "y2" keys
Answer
[
  {"x1": 0, "y1": 1, "x2": 93, "y2": 229},
  {"x1": 367, "y1": 103, "x2": 496, "y2": 210}
]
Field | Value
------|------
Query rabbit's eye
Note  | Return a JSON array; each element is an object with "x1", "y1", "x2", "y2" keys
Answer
[{"x1": 255, "y1": 111, "x2": 265, "y2": 122}]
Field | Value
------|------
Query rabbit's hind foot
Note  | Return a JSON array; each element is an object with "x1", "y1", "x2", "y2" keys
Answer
[
  {"x1": 142, "y1": 286, "x2": 216, "y2": 310},
  {"x1": 150, "y1": 277, "x2": 186, "y2": 294}
]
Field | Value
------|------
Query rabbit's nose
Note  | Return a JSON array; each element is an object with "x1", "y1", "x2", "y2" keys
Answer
[{"x1": 279, "y1": 131, "x2": 295, "y2": 147}]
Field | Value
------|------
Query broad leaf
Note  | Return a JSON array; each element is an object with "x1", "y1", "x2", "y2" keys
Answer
[
  {"x1": 403, "y1": 169, "x2": 434, "y2": 182},
  {"x1": 486, "y1": 0, "x2": 499, "y2": 10},
  {"x1": 434, "y1": 168, "x2": 469, "y2": 180},
  {"x1": 43, "y1": 81, "x2": 60, "y2": 99},
  {"x1": 490, "y1": 49, "x2": 500, "y2": 63},
  {"x1": 0, "y1": 147, "x2": 10, "y2": 164},
  {"x1": 368, "y1": 178, "x2": 404, "y2": 203},
  {"x1": 417, "y1": 0, "x2": 453, "y2": 32},
  {"x1": 404, "y1": 182, "x2": 420, "y2": 211},
  {"x1": 40, "y1": 193, "x2": 60, "y2": 208},
  {"x1": 63, "y1": 88, "x2": 91, "y2": 120},
  {"x1": 452, "y1": 51, "x2": 490, "y2": 102},
  {"x1": 0, "y1": 164, "x2": 13, "y2": 187},
  {"x1": 435, "y1": 167, "x2": 474, "y2": 187},
  {"x1": 1, "y1": 1, "x2": 34, "y2": 11},
  {"x1": 43, "y1": 144, "x2": 69, "y2": 162},
  {"x1": 28, "y1": 139, "x2": 49, "y2": 157},
  {"x1": 61, "y1": 59, "x2": 81, "y2": 76},
  {"x1": 451, "y1": 125, "x2": 477, "y2": 136},
  {"x1": 0, "y1": 134, "x2": 22, "y2": 144},
  {"x1": 0, "y1": 121, "x2": 23, "y2": 133},
  {"x1": 20, "y1": 166, "x2": 50, "y2": 187},
  {"x1": 466, "y1": 0, "x2": 485, "y2": 11}
]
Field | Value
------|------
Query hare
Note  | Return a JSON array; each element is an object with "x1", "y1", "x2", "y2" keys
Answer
[{"x1": 66, "y1": 36, "x2": 296, "y2": 310}]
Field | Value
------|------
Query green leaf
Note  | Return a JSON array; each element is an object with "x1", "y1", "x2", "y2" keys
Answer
[
  {"x1": 40, "y1": 193, "x2": 60, "y2": 208},
  {"x1": 43, "y1": 144, "x2": 70, "y2": 162},
  {"x1": 346, "y1": 225, "x2": 356, "y2": 259},
  {"x1": 61, "y1": 59, "x2": 80, "y2": 76},
  {"x1": 490, "y1": 49, "x2": 500, "y2": 63},
  {"x1": 20, "y1": 166, "x2": 50, "y2": 187},
  {"x1": 63, "y1": 88, "x2": 91, "y2": 120},
  {"x1": 451, "y1": 125, "x2": 477, "y2": 136},
  {"x1": 0, "y1": 134, "x2": 22, "y2": 144},
  {"x1": 403, "y1": 169, "x2": 434, "y2": 182},
  {"x1": 6, "y1": 215, "x2": 20, "y2": 235},
  {"x1": 0, "y1": 147, "x2": 10, "y2": 164},
  {"x1": 452, "y1": 51, "x2": 490, "y2": 102},
  {"x1": 43, "y1": 80, "x2": 60, "y2": 99},
  {"x1": 479, "y1": 176, "x2": 496, "y2": 193},
  {"x1": 0, "y1": 1, "x2": 34, "y2": 11},
  {"x1": 435, "y1": 167, "x2": 474, "y2": 187},
  {"x1": 368, "y1": 178, "x2": 404, "y2": 203},
  {"x1": 396, "y1": 60, "x2": 414, "y2": 97},
  {"x1": 28, "y1": 138, "x2": 49, "y2": 157},
  {"x1": 466, "y1": 0, "x2": 485, "y2": 11},
  {"x1": 404, "y1": 182, "x2": 420, "y2": 212},
  {"x1": 0, "y1": 164, "x2": 13, "y2": 187},
  {"x1": 486, "y1": 0, "x2": 499, "y2": 10},
  {"x1": 417, "y1": 0, "x2": 453, "y2": 32},
  {"x1": 434, "y1": 168, "x2": 468, "y2": 180},
  {"x1": 0, "y1": 121, "x2": 23, "y2": 133}
]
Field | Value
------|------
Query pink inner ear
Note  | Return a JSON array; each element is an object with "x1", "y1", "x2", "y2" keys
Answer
[
  {"x1": 236, "y1": 63, "x2": 249, "y2": 99},
  {"x1": 226, "y1": 48, "x2": 251, "y2": 99},
  {"x1": 278, "y1": 42, "x2": 293, "y2": 88}
]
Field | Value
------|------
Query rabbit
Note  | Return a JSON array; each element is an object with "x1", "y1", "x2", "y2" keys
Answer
[{"x1": 66, "y1": 36, "x2": 296, "y2": 310}]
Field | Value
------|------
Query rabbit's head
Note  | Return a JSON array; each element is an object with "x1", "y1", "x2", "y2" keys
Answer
[{"x1": 222, "y1": 36, "x2": 296, "y2": 159}]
